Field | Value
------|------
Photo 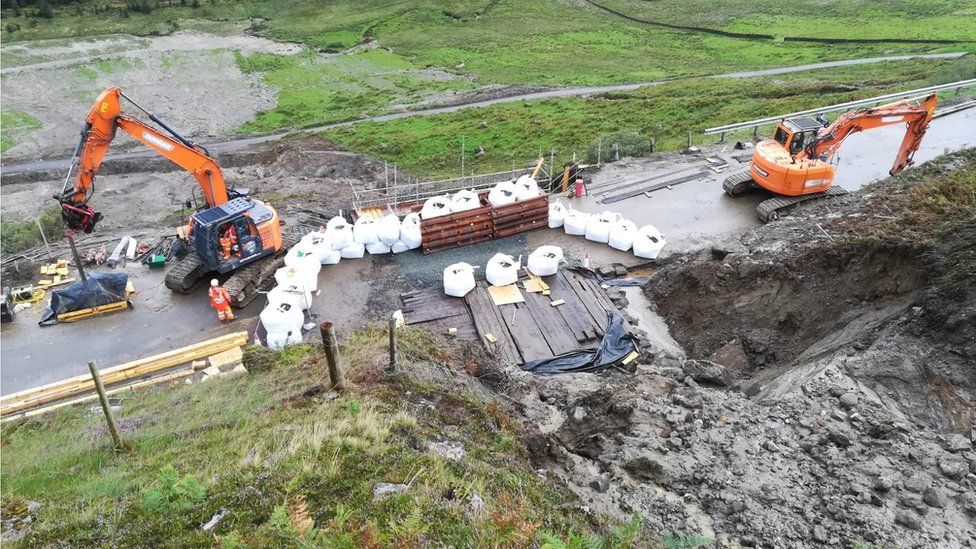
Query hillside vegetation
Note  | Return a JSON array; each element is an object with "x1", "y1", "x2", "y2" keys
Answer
[
  {"x1": 321, "y1": 57, "x2": 976, "y2": 178},
  {"x1": 0, "y1": 328, "x2": 664, "y2": 546}
]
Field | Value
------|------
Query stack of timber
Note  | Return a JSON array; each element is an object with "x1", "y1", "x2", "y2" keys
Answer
[
  {"x1": 491, "y1": 195, "x2": 549, "y2": 238},
  {"x1": 399, "y1": 269, "x2": 630, "y2": 365},
  {"x1": 0, "y1": 332, "x2": 248, "y2": 420},
  {"x1": 420, "y1": 196, "x2": 495, "y2": 254}
]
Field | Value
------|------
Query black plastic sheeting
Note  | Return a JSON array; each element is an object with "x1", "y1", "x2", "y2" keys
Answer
[
  {"x1": 568, "y1": 266, "x2": 649, "y2": 287},
  {"x1": 520, "y1": 311, "x2": 638, "y2": 374},
  {"x1": 39, "y1": 271, "x2": 129, "y2": 326}
]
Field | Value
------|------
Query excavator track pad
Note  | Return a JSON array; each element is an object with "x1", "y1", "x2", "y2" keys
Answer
[
  {"x1": 757, "y1": 185, "x2": 848, "y2": 223},
  {"x1": 164, "y1": 251, "x2": 206, "y2": 293},
  {"x1": 723, "y1": 170, "x2": 759, "y2": 197}
]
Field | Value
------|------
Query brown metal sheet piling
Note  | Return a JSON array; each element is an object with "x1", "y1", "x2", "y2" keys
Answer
[{"x1": 319, "y1": 322, "x2": 346, "y2": 391}]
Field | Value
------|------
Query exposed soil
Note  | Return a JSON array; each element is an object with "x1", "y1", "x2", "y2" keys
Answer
[{"x1": 0, "y1": 30, "x2": 300, "y2": 161}]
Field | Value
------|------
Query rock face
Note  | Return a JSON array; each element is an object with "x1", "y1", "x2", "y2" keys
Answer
[{"x1": 507, "y1": 363, "x2": 976, "y2": 548}]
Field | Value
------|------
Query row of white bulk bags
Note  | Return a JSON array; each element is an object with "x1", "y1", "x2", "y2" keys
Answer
[
  {"x1": 486, "y1": 253, "x2": 521, "y2": 286},
  {"x1": 444, "y1": 262, "x2": 477, "y2": 297},
  {"x1": 557, "y1": 207, "x2": 668, "y2": 260},
  {"x1": 527, "y1": 245, "x2": 563, "y2": 276},
  {"x1": 299, "y1": 230, "x2": 341, "y2": 265}
]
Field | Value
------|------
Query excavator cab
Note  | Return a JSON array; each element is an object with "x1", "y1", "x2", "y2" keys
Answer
[
  {"x1": 190, "y1": 198, "x2": 277, "y2": 273},
  {"x1": 773, "y1": 117, "x2": 823, "y2": 156}
]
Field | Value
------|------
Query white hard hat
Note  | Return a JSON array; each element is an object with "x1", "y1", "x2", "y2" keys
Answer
[{"x1": 211, "y1": 279, "x2": 219, "y2": 287}]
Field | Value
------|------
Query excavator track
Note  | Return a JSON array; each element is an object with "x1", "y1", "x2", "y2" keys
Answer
[
  {"x1": 722, "y1": 170, "x2": 759, "y2": 197},
  {"x1": 223, "y1": 232, "x2": 301, "y2": 308},
  {"x1": 756, "y1": 185, "x2": 849, "y2": 223},
  {"x1": 164, "y1": 251, "x2": 207, "y2": 293}
]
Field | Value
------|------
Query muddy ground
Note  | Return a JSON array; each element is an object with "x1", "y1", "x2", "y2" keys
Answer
[{"x1": 457, "y1": 150, "x2": 976, "y2": 547}]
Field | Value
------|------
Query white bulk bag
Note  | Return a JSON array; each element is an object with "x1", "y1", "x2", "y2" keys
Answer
[
  {"x1": 548, "y1": 200, "x2": 567, "y2": 228},
  {"x1": 400, "y1": 213, "x2": 423, "y2": 250},
  {"x1": 450, "y1": 189, "x2": 480, "y2": 213},
  {"x1": 277, "y1": 257, "x2": 320, "y2": 292},
  {"x1": 443, "y1": 262, "x2": 477, "y2": 298},
  {"x1": 513, "y1": 175, "x2": 540, "y2": 200},
  {"x1": 260, "y1": 301, "x2": 304, "y2": 335},
  {"x1": 585, "y1": 211, "x2": 622, "y2": 243},
  {"x1": 563, "y1": 209, "x2": 590, "y2": 236},
  {"x1": 420, "y1": 195, "x2": 451, "y2": 219},
  {"x1": 266, "y1": 330, "x2": 304, "y2": 350},
  {"x1": 391, "y1": 240, "x2": 410, "y2": 254},
  {"x1": 326, "y1": 215, "x2": 354, "y2": 250},
  {"x1": 268, "y1": 283, "x2": 313, "y2": 311},
  {"x1": 488, "y1": 181, "x2": 518, "y2": 207},
  {"x1": 377, "y1": 214, "x2": 401, "y2": 246},
  {"x1": 527, "y1": 245, "x2": 564, "y2": 276},
  {"x1": 300, "y1": 230, "x2": 340, "y2": 265},
  {"x1": 353, "y1": 217, "x2": 380, "y2": 244},
  {"x1": 633, "y1": 225, "x2": 667, "y2": 260},
  {"x1": 486, "y1": 253, "x2": 521, "y2": 286},
  {"x1": 340, "y1": 242, "x2": 366, "y2": 259},
  {"x1": 366, "y1": 241, "x2": 392, "y2": 255},
  {"x1": 608, "y1": 219, "x2": 638, "y2": 251}
]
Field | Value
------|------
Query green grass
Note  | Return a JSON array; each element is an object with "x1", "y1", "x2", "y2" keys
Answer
[
  {"x1": 0, "y1": 205, "x2": 63, "y2": 255},
  {"x1": 236, "y1": 47, "x2": 476, "y2": 132},
  {"x1": 0, "y1": 327, "x2": 659, "y2": 546},
  {"x1": 320, "y1": 57, "x2": 976, "y2": 178},
  {"x1": 0, "y1": 108, "x2": 42, "y2": 153}
]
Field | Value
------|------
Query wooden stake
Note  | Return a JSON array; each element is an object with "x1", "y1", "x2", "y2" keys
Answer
[
  {"x1": 388, "y1": 315, "x2": 398, "y2": 374},
  {"x1": 319, "y1": 322, "x2": 346, "y2": 392},
  {"x1": 88, "y1": 360, "x2": 124, "y2": 450}
]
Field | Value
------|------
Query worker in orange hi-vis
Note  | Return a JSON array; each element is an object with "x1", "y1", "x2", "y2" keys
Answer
[
  {"x1": 208, "y1": 279, "x2": 234, "y2": 322},
  {"x1": 219, "y1": 234, "x2": 232, "y2": 260}
]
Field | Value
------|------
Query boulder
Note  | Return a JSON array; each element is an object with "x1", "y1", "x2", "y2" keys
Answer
[
  {"x1": 938, "y1": 454, "x2": 969, "y2": 479},
  {"x1": 681, "y1": 359, "x2": 731, "y2": 386}
]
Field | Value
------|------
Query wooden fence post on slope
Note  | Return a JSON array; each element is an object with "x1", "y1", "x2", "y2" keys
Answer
[
  {"x1": 319, "y1": 322, "x2": 346, "y2": 392},
  {"x1": 388, "y1": 315, "x2": 398, "y2": 375},
  {"x1": 88, "y1": 360, "x2": 125, "y2": 450}
]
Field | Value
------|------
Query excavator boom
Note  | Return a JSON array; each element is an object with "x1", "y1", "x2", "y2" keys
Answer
[{"x1": 59, "y1": 87, "x2": 229, "y2": 231}]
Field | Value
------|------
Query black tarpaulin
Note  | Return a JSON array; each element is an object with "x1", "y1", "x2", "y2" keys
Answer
[
  {"x1": 39, "y1": 271, "x2": 129, "y2": 326},
  {"x1": 520, "y1": 310, "x2": 638, "y2": 374}
]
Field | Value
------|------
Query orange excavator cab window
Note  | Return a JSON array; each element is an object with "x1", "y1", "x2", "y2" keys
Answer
[{"x1": 773, "y1": 126, "x2": 791, "y2": 147}]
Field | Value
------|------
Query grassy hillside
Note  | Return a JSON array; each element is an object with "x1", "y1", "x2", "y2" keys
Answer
[
  {"x1": 3, "y1": 0, "x2": 973, "y2": 88},
  {"x1": 0, "y1": 327, "x2": 665, "y2": 547},
  {"x1": 320, "y1": 57, "x2": 976, "y2": 178}
]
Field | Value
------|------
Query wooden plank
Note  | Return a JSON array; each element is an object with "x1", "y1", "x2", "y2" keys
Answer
[
  {"x1": 1, "y1": 333, "x2": 248, "y2": 416},
  {"x1": 561, "y1": 270, "x2": 611, "y2": 331},
  {"x1": 546, "y1": 272, "x2": 602, "y2": 341},
  {"x1": 499, "y1": 301, "x2": 554, "y2": 363},
  {"x1": 487, "y1": 284, "x2": 525, "y2": 305},
  {"x1": 464, "y1": 285, "x2": 520, "y2": 364},
  {"x1": 520, "y1": 288, "x2": 578, "y2": 356}
]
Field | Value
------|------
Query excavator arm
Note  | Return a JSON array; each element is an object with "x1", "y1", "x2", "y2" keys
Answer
[
  {"x1": 802, "y1": 93, "x2": 938, "y2": 176},
  {"x1": 58, "y1": 87, "x2": 229, "y2": 232}
]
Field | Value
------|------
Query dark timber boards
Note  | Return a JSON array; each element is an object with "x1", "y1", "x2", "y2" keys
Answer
[{"x1": 399, "y1": 269, "x2": 630, "y2": 365}]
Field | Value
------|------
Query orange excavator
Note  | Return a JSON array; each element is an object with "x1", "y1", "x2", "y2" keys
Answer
[
  {"x1": 57, "y1": 87, "x2": 295, "y2": 307},
  {"x1": 724, "y1": 93, "x2": 938, "y2": 221}
]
